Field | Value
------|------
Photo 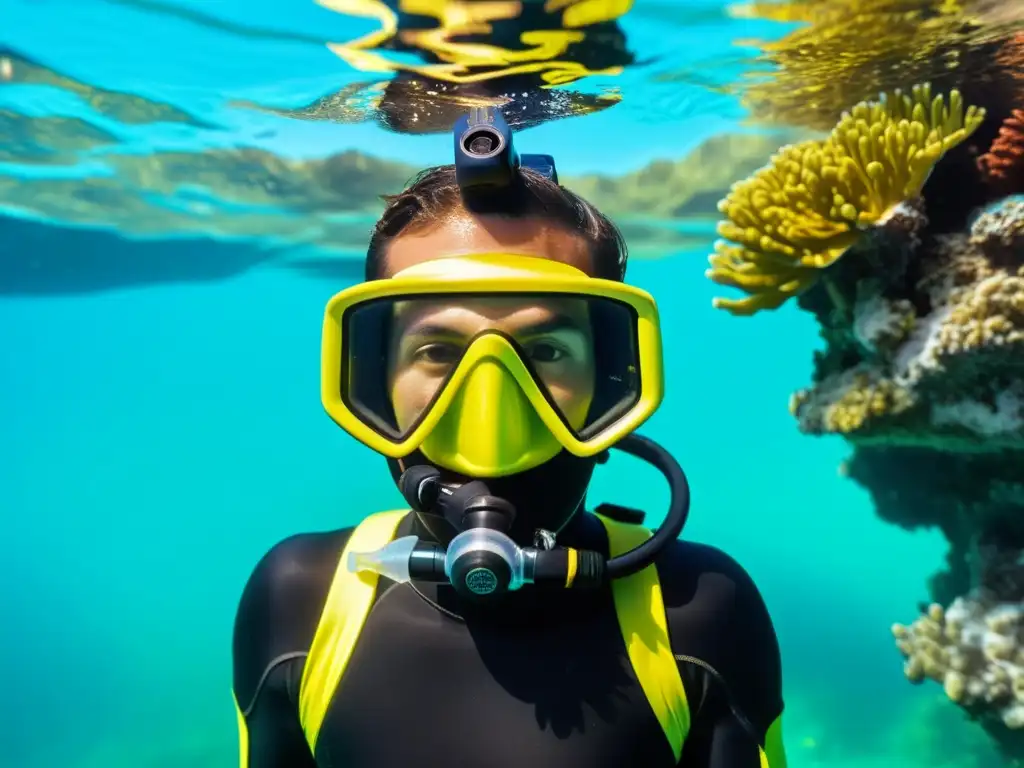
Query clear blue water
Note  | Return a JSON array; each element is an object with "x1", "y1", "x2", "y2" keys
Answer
[{"x1": 0, "y1": 1, "x2": 1005, "y2": 766}]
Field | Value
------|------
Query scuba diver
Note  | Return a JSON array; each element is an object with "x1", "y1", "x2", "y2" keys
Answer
[{"x1": 232, "y1": 108, "x2": 787, "y2": 767}]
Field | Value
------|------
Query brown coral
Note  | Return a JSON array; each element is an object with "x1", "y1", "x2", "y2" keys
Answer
[
  {"x1": 936, "y1": 268, "x2": 1024, "y2": 355},
  {"x1": 789, "y1": 367, "x2": 916, "y2": 436},
  {"x1": 977, "y1": 109, "x2": 1024, "y2": 196},
  {"x1": 825, "y1": 376, "x2": 915, "y2": 432},
  {"x1": 894, "y1": 597, "x2": 1024, "y2": 729},
  {"x1": 929, "y1": 200, "x2": 1024, "y2": 356}
]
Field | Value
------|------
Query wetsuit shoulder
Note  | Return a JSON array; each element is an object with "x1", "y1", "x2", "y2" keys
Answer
[
  {"x1": 656, "y1": 540, "x2": 784, "y2": 737},
  {"x1": 232, "y1": 528, "x2": 353, "y2": 714}
]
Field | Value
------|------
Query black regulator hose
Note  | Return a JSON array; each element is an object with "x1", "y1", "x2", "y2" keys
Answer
[
  {"x1": 603, "y1": 433, "x2": 690, "y2": 579},
  {"x1": 396, "y1": 432, "x2": 691, "y2": 591}
]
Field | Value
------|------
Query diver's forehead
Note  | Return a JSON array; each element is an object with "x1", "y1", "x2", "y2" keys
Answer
[{"x1": 382, "y1": 211, "x2": 594, "y2": 277}]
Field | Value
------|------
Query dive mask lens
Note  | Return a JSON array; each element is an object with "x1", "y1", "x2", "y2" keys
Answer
[{"x1": 339, "y1": 293, "x2": 642, "y2": 445}]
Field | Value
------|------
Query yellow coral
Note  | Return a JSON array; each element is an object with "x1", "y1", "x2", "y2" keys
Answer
[
  {"x1": 821, "y1": 375, "x2": 913, "y2": 433},
  {"x1": 730, "y1": 0, "x2": 1002, "y2": 131},
  {"x1": 894, "y1": 597, "x2": 1024, "y2": 728},
  {"x1": 707, "y1": 84, "x2": 984, "y2": 316},
  {"x1": 937, "y1": 267, "x2": 1024, "y2": 354},
  {"x1": 790, "y1": 368, "x2": 916, "y2": 435}
]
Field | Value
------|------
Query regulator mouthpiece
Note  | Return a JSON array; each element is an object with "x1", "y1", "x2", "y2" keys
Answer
[
  {"x1": 348, "y1": 434, "x2": 692, "y2": 603},
  {"x1": 347, "y1": 536, "x2": 420, "y2": 584}
]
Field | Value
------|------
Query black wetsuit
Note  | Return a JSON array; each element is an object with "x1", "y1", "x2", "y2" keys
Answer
[{"x1": 233, "y1": 510, "x2": 784, "y2": 767}]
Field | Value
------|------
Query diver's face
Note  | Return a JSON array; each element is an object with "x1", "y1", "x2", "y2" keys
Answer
[{"x1": 383, "y1": 213, "x2": 598, "y2": 435}]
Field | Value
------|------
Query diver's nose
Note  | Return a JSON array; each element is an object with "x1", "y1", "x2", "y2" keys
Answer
[{"x1": 421, "y1": 357, "x2": 559, "y2": 477}]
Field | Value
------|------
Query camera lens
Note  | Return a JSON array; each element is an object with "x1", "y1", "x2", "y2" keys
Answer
[{"x1": 463, "y1": 128, "x2": 501, "y2": 157}]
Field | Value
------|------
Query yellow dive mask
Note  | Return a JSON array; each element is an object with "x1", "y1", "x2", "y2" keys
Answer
[{"x1": 321, "y1": 253, "x2": 664, "y2": 477}]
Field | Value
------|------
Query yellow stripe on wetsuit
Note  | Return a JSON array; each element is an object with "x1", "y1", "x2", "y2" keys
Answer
[
  {"x1": 596, "y1": 512, "x2": 690, "y2": 762},
  {"x1": 298, "y1": 510, "x2": 408, "y2": 753},
  {"x1": 291, "y1": 510, "x2": 692, "y2": 760}
]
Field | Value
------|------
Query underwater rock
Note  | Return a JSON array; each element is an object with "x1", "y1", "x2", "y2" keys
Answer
[{"x1": 0, "y1": 110, "x2": 117, "y2": 165}]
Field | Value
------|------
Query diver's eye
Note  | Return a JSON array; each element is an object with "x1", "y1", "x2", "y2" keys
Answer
[
  {"x1": 414, "y1": 342, "x2": 462, "y2": 366},
  {"x1": 527, "y1": 341, "x2": 568, "y2": 364}
]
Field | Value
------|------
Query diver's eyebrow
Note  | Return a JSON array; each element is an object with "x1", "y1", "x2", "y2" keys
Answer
[
  {"x1": 401, "y1": 322, "x2": 464, "y2": 340},
  {"x1": 516, "y1": 314, "x2": 587, "y2": 337}
]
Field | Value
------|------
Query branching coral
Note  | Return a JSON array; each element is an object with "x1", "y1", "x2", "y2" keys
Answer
[
  {"x1": 706, "y1": 85, "x2": 984, "y2": 316},
  {"x1": 977, "y1": 110, "x2": 1024, "y2": 196},
  {"x1": 790, "y1": 368, "x2": 915, "y2": 435},
  {"x1": 910, "y1": 200, "x2": 1024, "y2": 365},
  {"x1": 970, "y1": 196, "x2": 1024, "y2": 263},
  {"x1": 936, "y1": 268, "x2": 1024, "y2": 355},
  {"x1": 731, "y1": 0, "x2": 1016, "y2": 131},
  {"x1": 894, "y1": 598, "x2": 1024, "y2": 729}
]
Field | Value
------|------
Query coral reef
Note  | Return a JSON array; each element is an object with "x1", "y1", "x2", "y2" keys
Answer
[
  {"x1": 892, "y1": 523, "x2": 1024, "y2": 760},
  {"x1": 707, "y1": 85, "x2": 985, "y2": 316},
  {"x1": 978, "y1": 110, "x2": 1024, "y2": 196},
  {"x1": 711, "y1": 79, "x2": 1024, "y2": 754},
  {"x1": 730, "y1": 2, "x2": 1024, "y2": 234},
  {"x1": 894, "y1": 598, "x2": 1024, "y2": 731},
  {"x1": 786, "y1": 190, "x2": 1024, "y2": 756},
  {"x1": 788, "y1": 196, "x2": 1024, "y2": 448}
]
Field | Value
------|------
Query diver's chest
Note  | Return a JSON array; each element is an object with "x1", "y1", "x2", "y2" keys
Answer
[{"x1": 317, "y1": 586, "x2": 677, "y2": 768}]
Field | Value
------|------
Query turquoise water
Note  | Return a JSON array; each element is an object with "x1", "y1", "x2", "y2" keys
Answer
[{"x1": 0, "y1": 1, "x2": 1007, "y2": 766}]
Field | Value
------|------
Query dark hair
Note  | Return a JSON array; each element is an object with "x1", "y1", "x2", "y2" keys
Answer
[{"x1": 365, "y1": 165, "x2": 627, "y2": 282}]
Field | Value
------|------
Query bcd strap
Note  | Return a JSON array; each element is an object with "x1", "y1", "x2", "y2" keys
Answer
[
  {"x1": 297, "y1": 510, "x2": 691, "y2": 762},
  {"x1": 298, "y1": 509, "x2": 407, "y2": 753},
  {"x1": 594, "y1": 512, "x2": 689, "y2": 762}
]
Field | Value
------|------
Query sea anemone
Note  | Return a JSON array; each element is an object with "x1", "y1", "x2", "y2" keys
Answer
[{"x1": 707, "y1": 85, "x2": 985, "y2": 316}]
